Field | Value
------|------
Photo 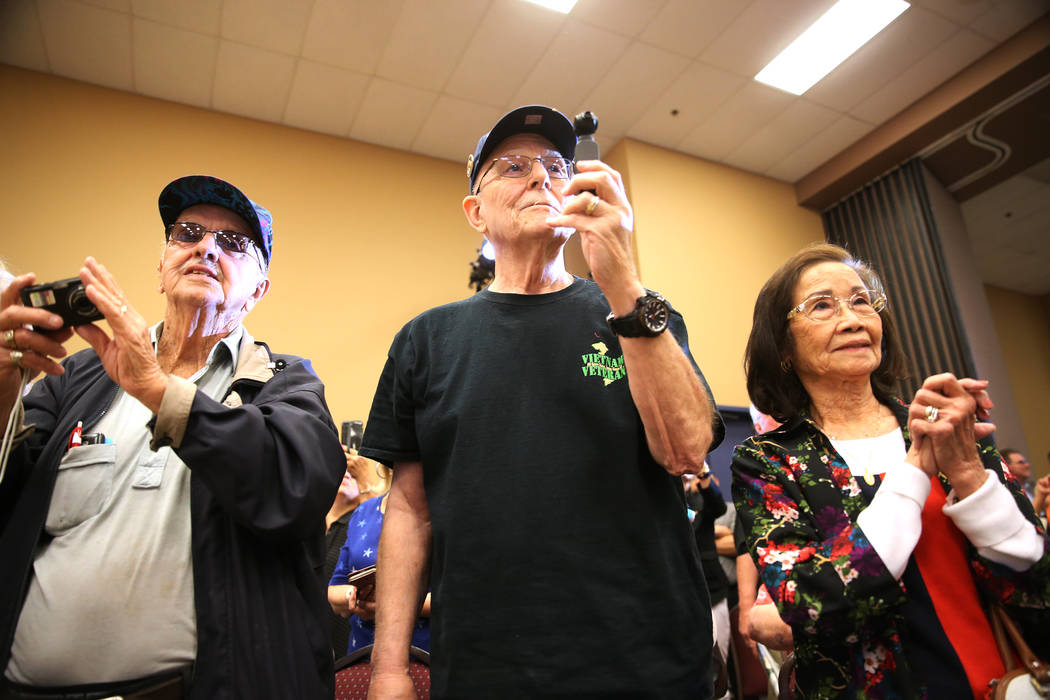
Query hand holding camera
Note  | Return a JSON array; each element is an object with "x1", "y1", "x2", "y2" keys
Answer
[{"x1": 0, "y1": 272, "x2": 75, "y2": 382}]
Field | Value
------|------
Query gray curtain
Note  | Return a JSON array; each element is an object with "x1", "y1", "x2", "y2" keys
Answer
[{"x1": 822, "y1": 158, "x2": 976, "y2": 399}]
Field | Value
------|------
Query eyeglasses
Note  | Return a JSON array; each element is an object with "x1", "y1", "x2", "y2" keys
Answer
[
  {"x1": 475, "y1": 155, "x2": 574, "y2": 193},
  {"x1": 166, "y1": 221, "x2": 259, "y2": 258},
  {"x1": 787, "y1": 289, "x2": 887, "y2": 322}
]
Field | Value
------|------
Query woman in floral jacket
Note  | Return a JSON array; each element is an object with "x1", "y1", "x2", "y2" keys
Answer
[{"x1": 732, "y1": 244, "x2": 1049, "y2": 699}]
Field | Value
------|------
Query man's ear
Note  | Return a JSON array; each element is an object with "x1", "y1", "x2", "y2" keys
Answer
[
  {"x1": 462, "y1": 195, "x2": 487, "y2": 234},
  {"x1": 243, "y1": 277, "x2": 271, "y2": 314}
]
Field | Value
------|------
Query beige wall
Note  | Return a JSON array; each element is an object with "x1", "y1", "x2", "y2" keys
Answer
[
  {"x1": 613, "y1": 139, "x2": 825, "y2": 407},
  {"x1": 1, "y1": 65, "x2": 475, "y2": 425},
  {"x1": 2, "y1": 65, "x2": 827, "y2": 424},
  {"x1": 984, "y1": 285, "x2": 1050, "y2": 478}
]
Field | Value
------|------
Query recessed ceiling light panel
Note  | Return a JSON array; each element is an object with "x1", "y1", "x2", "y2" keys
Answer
[
  {"x1": 521, "y1": 0, "x2": 578, "y2": 14},
  {"x1": 755, "y1": 0, "x2": 910, "y2": 95}
]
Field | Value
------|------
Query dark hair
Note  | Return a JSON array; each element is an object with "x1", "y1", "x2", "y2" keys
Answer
[
  {"x1": 1000, "y1": 449, "x2": 1020, "y2": 462},
  {"x1": 745, "y1": 243, "x2": 908, "y2": 423}
]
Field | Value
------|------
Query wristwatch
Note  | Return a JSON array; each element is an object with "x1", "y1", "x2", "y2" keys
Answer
[{"x1": 606, "y1": 291, "x2": 670, "y2": 337}]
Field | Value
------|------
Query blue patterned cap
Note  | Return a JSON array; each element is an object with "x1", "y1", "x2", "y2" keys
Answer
[{"x1": 158, "y1": 175, "x2": 273, "y2": 263}]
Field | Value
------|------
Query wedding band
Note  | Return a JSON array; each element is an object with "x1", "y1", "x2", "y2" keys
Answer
[
  {"x1": 3, "y1": 329, "x2": 15, "y2": 349},
  {"x1": 925, "y1": 405, "x2": 939, "y2": 423},
  {"x1": 119, "y1": 304, "x2": 128, "y2": 315},
  {"x1": 10, "y1": 350, "x2": 23, "y2": 368},
  {"x1": 585, "y1": 195, "x2": 600, "y2": 216}
]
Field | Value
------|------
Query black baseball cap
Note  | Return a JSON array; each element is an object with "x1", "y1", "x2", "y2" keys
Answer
[
  {"x1": 467, "y1": 105, "x2": 577, "y2": 194},
  {"x1": 158, "y1": 175, "x2": 273, "y2": 264}
]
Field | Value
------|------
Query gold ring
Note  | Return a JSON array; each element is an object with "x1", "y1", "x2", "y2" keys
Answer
[
  {"x1": 925, "y1": 405, "x2": 939, "y2": 423},
  {"x1": 585, "y1": 195, "x2": 600, "y2": 216},
  {"x1": 119, "y1": 304, "x2": 128, "y2": 315},
  {"x1": 3, "y1": 329, "x2": 15, "y2": 349},
  {"x1": 10, "y1": 350, "x2": 23, "y2": 368}
]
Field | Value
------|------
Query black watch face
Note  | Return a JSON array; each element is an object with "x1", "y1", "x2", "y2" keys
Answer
[{"x1": 641, "y1": 296, "x2": 669, "y2": 333}]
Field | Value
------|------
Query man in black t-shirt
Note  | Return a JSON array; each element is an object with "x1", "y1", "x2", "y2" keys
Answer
[{"x1": 362, "y1": 105, "x2": 724, "y2": 699}]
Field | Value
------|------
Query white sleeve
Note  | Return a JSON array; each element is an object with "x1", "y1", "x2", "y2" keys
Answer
[
  {"x1": 944, "y1": 470, "x2": 1043, "y2": 571},
  {"x1": 857, "y1": 460, "x2": 931, "y2": 580}
]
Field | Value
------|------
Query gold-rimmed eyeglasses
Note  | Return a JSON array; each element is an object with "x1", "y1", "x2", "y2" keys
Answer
[{"x1": 787, "y1": 290, "x2": 887, "y2": 322}]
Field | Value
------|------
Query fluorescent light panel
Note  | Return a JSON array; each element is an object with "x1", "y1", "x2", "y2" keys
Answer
[
  {"x1": 755, "y1": 0, "x2": 909, "y2": 95},
  {"x1": 521, "y1": 0, "x2": 578, "y2": 14}
]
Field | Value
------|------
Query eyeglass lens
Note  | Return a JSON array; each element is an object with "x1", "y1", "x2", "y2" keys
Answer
[
  {"x1": 802, "y1": 291, "x2": 884, "y2": 320},
  {"x1": 169, "y1": 222, "x2": 255, "y2": 255},
  {"x1": 492, "y1": 155, "x2": 572, "y2": 180}
]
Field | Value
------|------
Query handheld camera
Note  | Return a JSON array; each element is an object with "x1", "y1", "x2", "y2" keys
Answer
[
  {"x1": 341, "y1": 420, "x2": 364, "y2": 451},
  {"x1": 20, "y1": 277, "x2": 104, "y2": 328}
]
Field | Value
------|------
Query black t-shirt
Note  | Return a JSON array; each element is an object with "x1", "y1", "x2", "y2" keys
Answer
[
  {"x1": 363, "y1": 278, "x2": 724, "y2": 698},
  {"x1": 692, "y1": 482, "x2": 729, "y2": 606}
]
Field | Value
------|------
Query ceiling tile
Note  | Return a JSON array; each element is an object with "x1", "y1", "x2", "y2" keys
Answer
[
  {"x1": 699, "y1": 0, "x2": 836, "y2": 78},
  {"x1": 628, "y1": 62, "x2": 745, "y2": 148},
  {"x1": 997, "y1": 180, "x2": 1050, "y2": 223},
  {"x1": 639, "y1": 0, "x2": 748, "y2": 58},
  {"x1": 81, "y1": 0, "x2": 130, "y2": 11},
  {"x1": 283, "y1": 60, "x2": 369, "y2": 137},
  {"x1": 724, "y1": 99, "x2": 841, "y2": 174},
  {"x1": 804, "y1": 5, "x2": 959, "y2": 113},
  {"x1": 678, "y1": 81, "x2": 794, "y2": 161},
  {"x1": 133, "y1": 18, "x2": 216, "y2": 107},
  {"x1": 581, "y1": 42, "x2": 690, "y2": 140},
  {"x1": 850, "y1": 28, "x2": 995, "y2": 125},
  {"x1": 510, "y1": 19, "x2": 630, "y2": 115},
  {"x1": 301, "y1": 0, "x2": 404, "y2": 74},
  {"x1": 211, "y1": 41, "x2": 297, "y2": 122},
  {"x1": 412, "y1": 95, "x2": 503, "y2": 163},
  {"x1": 968, "y1": 0, "x2": 1049, "y2": 41},
  {"x1": 764, "y1": 114, "x2": 874, "y2": 181},
  {"x1": 375, "y1": 0, "x2": 488, "y2": 91},
  {"x1": 909, "y1": 0, "x2": 989, "y2": 26},
  {"x1": 0, "y1": 0, "x2": 50, "y2": 72},
  {"x1": 37, "y1": 0, "x2": 133, "y2": 90},
  {"x1": 998, "y1": 251, "x2": 1050, "y2": 294},
  {"x1": 569, "y1": 0, "x2": 666, "y2": 38},
  {"x1": 445, "y1": 0, "x2": 568, "y2": 108},
  {"x1": 349, "y1": 78, "x2": 439, "y2": 151},
  {"x1": 131, "y1": 0, "x2": 221, "y2": 35},
  {"x1": 221, "y1": 0, "x2": 313, "y2": 56}
]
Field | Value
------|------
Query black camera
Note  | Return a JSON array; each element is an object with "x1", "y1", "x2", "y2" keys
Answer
[
  {"x1": 20, "y1": 277, "x2": 104, "y2": 328},
  {"x1": 341, "y1": 420, "x2": 364, "y2": 451}
]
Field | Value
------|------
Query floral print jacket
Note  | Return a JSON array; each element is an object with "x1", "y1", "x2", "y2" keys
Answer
[{"x1": 731, "y1": 400, "x2": 1050, "y2": 699}]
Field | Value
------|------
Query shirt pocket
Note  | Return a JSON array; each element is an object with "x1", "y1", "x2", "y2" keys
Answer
[
  {"x1": 45, "y1": 443, "x2": 116, "y2": 535},
  {"x1": 132, "y1": 448, "x2": 170, "y2": 489}
]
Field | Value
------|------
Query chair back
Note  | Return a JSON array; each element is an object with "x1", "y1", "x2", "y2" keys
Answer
[{"x1": 334, "y1": 645, "x2": 430, "y2": 700}]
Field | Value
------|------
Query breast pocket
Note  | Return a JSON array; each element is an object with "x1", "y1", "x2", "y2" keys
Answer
[{"x1": 45, "y1": 443, "x2": 116, "y2": 535}]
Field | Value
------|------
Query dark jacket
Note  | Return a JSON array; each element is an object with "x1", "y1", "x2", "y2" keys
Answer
[{"x1": 0, "y1": 335, "x2": 345, "y2": 699}]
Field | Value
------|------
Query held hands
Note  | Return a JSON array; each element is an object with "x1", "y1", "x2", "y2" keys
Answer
[
  {"x1": 906, "y1": 373, "x2": 993, "y2": 497},
  {"x1": 75, "y1": 257, "x2": 168, "y2": 413},
  {"x1": 546, "y1": 160, "x2": 642, "y2": 314}
]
